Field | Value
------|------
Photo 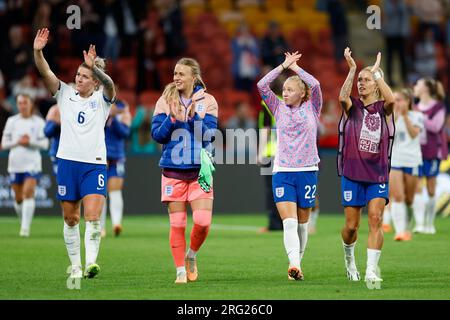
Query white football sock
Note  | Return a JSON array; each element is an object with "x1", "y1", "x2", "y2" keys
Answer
[
  {"x1": 343, "y1": 241, "x2": 357, "y2": 269},
  {"x1": 366, "y1": 248, "x2": 381, "y2": 274},
  {"x1": 425, "y1": 195, "x2": 436, "y2": 229},
  {"x1": 100, "y1": 201, "x2": 107, "y2": 231},
  {"x1": 186, "y1": 248, "x2": 197, "y2": 259},
  {"x1": 64, "y1": 222, "x2": 81, "y2": 267},
  {"x1": 109, "y1": 190, "x2": 123, "y2": 226},
  {"x1": 391, "y1": 201, "x2": 407, "y2": 234},
  {"x1": 283, "y1": 218, "x2": 300, "y2": 268},
  {"x1": 383, "y1": 206, "x2": 391, "y2": 225},
  {"x1": 85, "y1": 220, "x2": 101, "y2": 267},
  {"x1": 176, "y1": 266, "x2": 186, "y2": 276},
  {"x1": 14, "y1": 201, "x2": 23, "y2": 221},
  {"x1": 298, "y1": 222, "x2": 308, "y2": 263},
  {"x1": 413, "y1": 192, "x2": 426, "y2": 229},
  {"x1": 309, "y1": 208, "x2": 319, "y2": 229},
  {"x1": 21, "y1": 198, "x2": 35, "y2": 232}
]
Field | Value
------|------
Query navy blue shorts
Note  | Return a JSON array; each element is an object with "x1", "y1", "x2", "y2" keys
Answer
[
  {"x1": 391, "y1": 166, "x2": 420, "y2": 177},
  {"x1": 9, "y1": 172, "x2": 40, "y2": 184},
  {"x1": 341, "y1": 176, "x2": 389, "y2": 207},
  {"x1": 107, "y1": 158, "x2": 125, "y2": 178},
  {"x1": 56, "y1": 158, "x2": 107, "y2": 201},
  {"x1": 419, "y1": 159, "x2": 441, "y2": 177},
  {"x1": 272, "y1": 171, "x2": 318, "y2": 208}
]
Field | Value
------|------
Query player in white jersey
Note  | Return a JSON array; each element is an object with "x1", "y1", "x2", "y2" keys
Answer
[
  {"x1": 1, "y1": 94, "x2": 49, "y2": 237},
  {"x1": 389, "y1": 88, "x2": 424, "y2": 241},
  {"x1": 33, "y1": 28, "x2": 116, "y2": 280}
]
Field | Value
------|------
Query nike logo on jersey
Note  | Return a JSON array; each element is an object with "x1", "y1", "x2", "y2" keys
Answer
[
  {"x1": 97, "y1": 187, "x2": 104, "y2": 191},
  {"x1": 378, "y1": 190, "x2": 386, "y2": 193},
  {"x1": 69, "y1": 97, "x2": 79, "y2": 102}
]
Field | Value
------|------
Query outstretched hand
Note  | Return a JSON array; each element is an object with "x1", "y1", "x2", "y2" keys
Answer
[
  {"x1": 344, "y1": 47, "x2": 356, "y2": 70},
  {"x1": 83, "y1": 45, "x2": 97, "y2": 68},
  {"x1": 370, "y1": 52, "x2": 381, "y2": 73},
  {"x1": 34, "y1": 28, "x2": 49, "y2": 51},
  {"x1": 282, "y1": 51, "x2": 302, "y2": 70}
]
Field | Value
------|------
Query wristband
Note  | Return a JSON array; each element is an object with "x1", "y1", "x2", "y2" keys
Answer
[{"x1": 373, "y1": 70, "x2": 382, "y2": 80}]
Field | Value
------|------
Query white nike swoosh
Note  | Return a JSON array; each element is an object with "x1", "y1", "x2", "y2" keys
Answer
[
  {"x1": 378, "y1": 190, "x2": 386, "y2": 193},
  {"x1": 97, "y1": 188, "x2": 104, "y2": 190}
]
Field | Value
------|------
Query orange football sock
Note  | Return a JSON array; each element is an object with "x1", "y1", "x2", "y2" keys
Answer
[{"x1": 169, "y1": 211, "x2": 187, "y2": 267}]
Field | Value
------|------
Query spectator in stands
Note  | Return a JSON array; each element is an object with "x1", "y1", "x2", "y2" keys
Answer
[
  {"x1": 32, "y1": 1, "x2": 51, "y2": 33},
  {"x1": 226, "y1": 100, "x2": 257, "y2": 131},
  {"x1": 226, "y1": 100, "x2": 257, "y2": 162},
  {"x1": 1, "y1": 25, "x2": 33, "y2": 90},
  {"x1": 413, "y1": 0, "x2": 444, "y2": 42},
  {"x1": 413, "y1": 27, "x2": 438, "y2": 80},
  {"x1": 102, "y1": 0, "x2": 123, "y2": 63},
  {"x1": 11, "y1": 74, "x2": 48, "y2": 103},
  {"x1": 318, "y1": 99, "x2": 340, "y2": 149},
  {"x1": 324, "y1": 0, "x2": 349, "y2": 64},
  {"x1": 231, "y1": 23, "x2": 261, "y2": 92},
  {"x1": 129, "y1": 105, "x2": 158, "y2": 155},
  {"x1": 71, "y1": 0, "x2": 104, "y2": 58},
  {"x1": 382, "y1": 0, "x2": 411, "y2": 86},
  {"x1": 139, "y1": 2, "x2": 166, "y2": 91},
  {"x1": 261, "y1": 21, "x2": 289, "y2": 69},
  {"x1": 157, "y1": 0, "x2": 186, "y2": 58},
  {"x1": 118, "y1": 0, "x2": 143, "y2": 57}
]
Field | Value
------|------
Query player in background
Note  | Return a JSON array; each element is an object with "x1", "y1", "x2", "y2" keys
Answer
[
  {"x1": 44, "y1": 104, "x2": 60, "y2": 177},
  {"x1": 412, "y1": 78, "x2": 447, "y2": 234},
  {"x1": 100, "y1": 99, "x2": 131, "y2": 237},
  {"x1": 1, "y1": 94, "x2": 49, "y2": 237},
  {"x1": 389, "y1": 88, "x2": 424, "y2": 241},
  {"x1": 337, "y1": 48, "x2": 395, "y2": 284},
  {"x1": 33, "y1": 28, "x2": 116, "y2": 280},
  {"x1": 257, "y1": 51, "x2": 322, "y2": 281},
  {"x1": 151, "y1": 58, "x2": 218, "y2": 284}
]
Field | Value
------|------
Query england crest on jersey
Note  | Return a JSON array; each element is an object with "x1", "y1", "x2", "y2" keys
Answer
[
  {"x1": 275, "y1": 187, "x2": 284, "y2": 198},
  {"x1": 89, "y1": 101, "x2": 98, "y2": 110},
  {"x1": 196, "y1": 103, "x2": 205, "y2": 113},
  {"x1": 344, "y1": 190, "x2": 352, "y2": 202},
  {"x1": 165, "y1": 185, "x2": 173, "y2": 196},
  {"x1": 58, "y1": 185, "x2": 66, "y2": 196}
]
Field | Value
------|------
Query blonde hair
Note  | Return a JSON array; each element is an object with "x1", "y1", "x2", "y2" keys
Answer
[
  {"x1": 285, "y1": 75, "x2": 310, "y2": 104},
  {"x1": 395, "y1": 87, "x2": 414, "y2": 110},
  {"x1": 361, "y1": 66, "x2": 385, "y2": 99},
  {"x1": 162, "y1": 57, "x2": 206, "y2": 104},
  {"x1": 422, "y1": 77, "x2": 445, "y2": 101},
  {"x1": 80, "y1": 57, "x2": 107, "y2": 90}
]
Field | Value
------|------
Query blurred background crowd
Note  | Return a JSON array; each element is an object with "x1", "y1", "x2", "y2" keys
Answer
[{"x1": 0, "y1": 0, "x2": 449, "y2": 155}]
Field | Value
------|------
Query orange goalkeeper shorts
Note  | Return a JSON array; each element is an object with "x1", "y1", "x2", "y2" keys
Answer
[{"x1": 161, "y1": 174, "x2": 214, "y2": 203}]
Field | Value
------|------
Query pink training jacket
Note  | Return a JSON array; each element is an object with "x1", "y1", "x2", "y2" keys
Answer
[{"x1": 257, "y1": 67, "x2": 322, "y2": 169}]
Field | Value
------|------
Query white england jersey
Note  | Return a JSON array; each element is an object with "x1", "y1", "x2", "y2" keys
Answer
[
  {"x1": 1, "y1": 114, "x2": 49, "y2": 173},
  {"x1": 54, "y1": 81, "x2": 112, "y2": 164},
  {"x1": 391, "y1": 111, "x2": 424, "y2": 168}
]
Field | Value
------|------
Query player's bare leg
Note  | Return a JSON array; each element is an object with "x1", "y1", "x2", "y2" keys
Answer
[{"x1": 342, "y1": 206, "x2": 361, "y2": 281}]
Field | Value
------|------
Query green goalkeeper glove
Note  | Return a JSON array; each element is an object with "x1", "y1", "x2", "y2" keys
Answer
[{"x1": 198, "y1": 149, "x2": 215, "y2": 193}]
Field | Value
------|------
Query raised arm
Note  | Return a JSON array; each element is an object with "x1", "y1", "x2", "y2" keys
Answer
[
  {"x1": 370, "y1": 52, "x2": 394, "y2": 115},
  {"x1": 33, "y1": 28, "x2": 60, "y2": 95},
  {"x1": 83, "y1": 45, "x2": 116, "y2": 101},
  {"x1": 257, "y1": 66, "x2": 284, "y2": 117},
  {"x1": 288, "y1": 53, "x2": 322, "y2": 113},
  {"x1": 339, "y1": 47, "x2": 356, "y2": 115}
]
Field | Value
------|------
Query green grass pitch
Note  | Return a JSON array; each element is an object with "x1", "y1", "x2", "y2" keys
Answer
[{"x1": 1, "y1": 214, "x2": 449, "y2": 300}]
